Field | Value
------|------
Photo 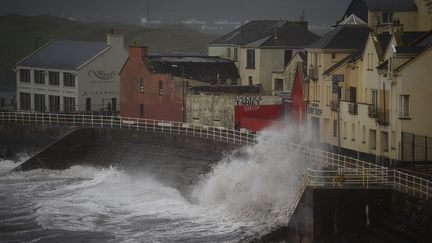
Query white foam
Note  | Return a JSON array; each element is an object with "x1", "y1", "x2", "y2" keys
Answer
[{"x1": 193, "y1": 124, "x2": 318, "y2": 232}]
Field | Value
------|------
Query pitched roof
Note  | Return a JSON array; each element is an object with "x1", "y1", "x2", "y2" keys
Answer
[
  {"x1": 394, "y1": 31, "x2": 427, "y2": 46},
  {"x1": 371, "y1": 32, "x2": 391, "y2": 60},
  {"x1": 409, "y1": 31, "x2": 432, "y2": 48},
  {"x1": 308, "y1": 25, "x2": 371, "y2": 50},
  {"x1": 324, "y1": 49, "x2": 363, "y2": 75},
  {"x1": 190, "y1": 85, "x2": 261, "y2": 94},
  {"x1": 17, "y1": 40, "x2": 108, "y2": 70},
  {"x1": 339, "y1": 14, "x2": 367, "y2": 25},
  {"x1": 210, "y1": 20, "x2": 319, "y2": 48},
  {"x1": 362, "y1": 0, "x2": 417, "y2": 11},
  {"x1": 147, "y1": 55, "x2": 239, "y2": 83},
  {"x1": 342, "y1": 0, "x2": 418, "y2": 22}
]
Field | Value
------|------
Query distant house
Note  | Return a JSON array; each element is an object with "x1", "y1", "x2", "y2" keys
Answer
[
  {"x1": 16, "y1": 32, "x2": 127, "y2": 113},
  {"x1": 208, "y1": 19, "x2": 319, "y2": 94},
  {"x1": 341, "y1": 0, "x2": 432, "y2": 32},
  {"x1": 119, "y1": 45, "x2": 240, "y2": 121}
]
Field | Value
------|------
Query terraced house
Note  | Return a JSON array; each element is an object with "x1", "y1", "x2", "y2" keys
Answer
[
  {"x1": 16, "y1": 32, "x2": 127, "y2": 113},
  {"x1": 208, "y1": 18, "x2": 319, "y2": 94},
  {"x1": 307, "y1": 0, "x2": 432, "y2": 165}
]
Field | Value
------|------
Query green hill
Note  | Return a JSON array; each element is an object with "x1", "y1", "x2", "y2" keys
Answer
[{"x1": 0, "y1": 15, "x2": 219, "y2": 87}]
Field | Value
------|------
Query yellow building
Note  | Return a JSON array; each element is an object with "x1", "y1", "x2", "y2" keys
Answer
[
  {"x1": 305, "y1": 15, "x2": 371, "y2": 142},
  {"x1": 341, "y1": 0, "x2": 432, "y2": 33}
]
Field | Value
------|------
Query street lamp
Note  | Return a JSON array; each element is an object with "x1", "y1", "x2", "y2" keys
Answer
[{"x1": 171, "y1": 64, "x2": 186, "y2": 122}]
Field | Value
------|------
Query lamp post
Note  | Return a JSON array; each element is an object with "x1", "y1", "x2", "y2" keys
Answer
[{"x1": 171, "y1": 64, "x2": 186, "y2": 122}]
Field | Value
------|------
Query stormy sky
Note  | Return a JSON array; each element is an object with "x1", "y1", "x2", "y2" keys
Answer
[{"x1": 1, "y1": 0, "x2": 351, "y2": 26}]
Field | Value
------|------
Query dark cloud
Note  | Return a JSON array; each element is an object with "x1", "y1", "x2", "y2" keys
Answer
[{"x1": 1, "y1": 0, "x2": 351, "y2": 25}]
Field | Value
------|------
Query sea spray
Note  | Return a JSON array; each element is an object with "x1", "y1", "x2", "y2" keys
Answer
[{"x1": 193, "y1": 124, "x2": 320, "y2": 230}]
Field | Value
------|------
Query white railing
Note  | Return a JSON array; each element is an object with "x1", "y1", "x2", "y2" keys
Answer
[
  {"x1": 0, "y1": 112, "x2": 257, "y2": 146},
  {"x1": 1, "y1": 112, "x2": 431, "y2": 219}
]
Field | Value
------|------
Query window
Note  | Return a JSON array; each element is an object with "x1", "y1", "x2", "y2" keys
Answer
[
  {"x1": 331, "y1": 53, "x2": 336, "y2": 59},
  {"x1": 86, "y1": 98, "x2": 91, "y2": 111},
  {"x1": 140, "y1": 104, "x2": 144, "y2": 118},
  {"x1": 112, "y1": 98, "x2": 117, "y2": 112},
  {"x1": 63, "y1": 96, "x2": 75, "y2": 112},
  {"x1": 401, "y1": 95, "x2": 410, "y2": 118},
  {"x1": 382, "y1": 12, "x2": 394, "y2": 24},
  {"x1": 362, "y1": 126, "x2": 366, "y2": 143},
  {"x1": 49, "y1": 95, "x2": 60, "y2": 112},
  {"x1": 34, "y1": 94, "x2": 45, "y2": 112},
  {"x1": 227, "y1": 47, "x2": 231, "y2": 59},
  {"x1": 49, "y1": 71, "x2": 59, "y2": 85},
  {"x1": 248, "y1": 76, "x2": 253, "y2": 85},
  {"x1": 343, "y1": 122, "x2": 347, "y2": 139},
  {"x1": 370, "y1": 129, "x2": 377, "y2": 150},
  {"x1": 234, "y1": 48, "x2": 238, "y2": 61},
  {"x1": 351, "y1": 123, "x2": 355, "y2": 141},
  {"x1": 64, "y1": 72, "x2": 76, "y2": 87},
  {"x1": 246, "y1": 49, "x2": 255, "y2": 68},
  {"x1": 274, "y1": 79, "x2": 283, "y2": 91},
  {"x1": 371, "y1": 89, "x2": 378, "y2": 108},
  {"x1": 19, "y1": 92, "x2": 31, "y2": 110},
  {"x1": 349, "y1": 87, "x2": 357, "y2": 103},
  {"x1": 284, "y1": 50, "x2": 292, "y2": 67},
  {"x1": 34, "y1": 70, "x2": 45, "y2": 84},
  {"x1": 381, "y1": 131, "x2": 389, "y2": 152},
  {"x1": 139, "y1": 78, "x2": 144, "y2": 93},
  {"x1": 159, "y1": 80, "x2": 163, "y2": 96},
  {"x1": 333, "y1": 120, "x2": 337, "y2": 137},
  {"x1": 19, "y1": 69, "x2": 30, "y2": 83}
]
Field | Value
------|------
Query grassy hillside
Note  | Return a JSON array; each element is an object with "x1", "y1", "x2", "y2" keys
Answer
[{"x1": 0, "y1": 15, "x2": 219, "y2": 87}]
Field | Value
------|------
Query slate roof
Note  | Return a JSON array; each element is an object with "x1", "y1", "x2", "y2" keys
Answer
[
  {"x1": 362, "y1": 0, "x2": 417, "y2": 11},
  {"x1": 371, "y1": 32, "x2": 391, "y2": 60},
  {"x1": 308, "y1": 25, "x2": 371, "y2": 50},
  {"x1": 324, "y1": 49, "x2": 363, "y2": 75},
  {"x1": 342, "y1": 0, "x2": 418, "y2": 22},
  {"x1": 147, "y1": 55, "x2": 239, "y2": 83},
  {"x1": 411, "y1": 31, "x2": 432, "y2": 48},
  {"x1": 17, "y1": 40, "x2": 108, "y2": 70},
  {"x1": 210, "y1": 20, "x2": 319, "y2": 48},
  {"x1": 394, "y1": 31, "x2": 427, "y2": 46},
  {"x1": 190, "y1": 85, "x2": 261, "y2": 94}
]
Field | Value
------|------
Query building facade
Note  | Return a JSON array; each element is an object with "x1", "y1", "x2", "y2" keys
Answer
[
  {"x1": 209, "y1": 20, "x2": 319, "y2": 94},
  {"x1": 120, "y1": 46, "x2": 240, "y2": 121},
  {"x1": 16, "y1": 33, "x2": 127, "y2": 113}
]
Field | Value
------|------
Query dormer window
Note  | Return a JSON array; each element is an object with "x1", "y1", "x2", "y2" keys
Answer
[{"x1": 382, "y1": 12, "x2": 394, "y2": 24}]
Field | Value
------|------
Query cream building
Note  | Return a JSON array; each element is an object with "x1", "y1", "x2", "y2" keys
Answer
[
  {"x1": 16, "y1": 33, "x2": 127, "y2": 113},
  {"x1": 315, "y1": 24, "x2": 432, "y2": 163},
  {"x1": 341, "y1": 0, "x2": 432, "y2": 33},
  {"x1": 209, "y1": 20, "x2": 318, "y2": 94},
  {"x1": 305, "y1": 15, "x2": 371, "y2": 142}
]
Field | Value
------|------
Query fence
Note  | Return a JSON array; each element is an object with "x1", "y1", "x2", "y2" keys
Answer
[
  {"x1": 1, "y1": 112, "x2": 431, "y2": 220},
  {"x1": 0, "y1": 111, "x2": 257, "y2": 146}
]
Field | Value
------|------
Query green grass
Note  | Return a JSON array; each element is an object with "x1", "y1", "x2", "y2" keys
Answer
[{"x1": 0, "y1": 14, "x2": 219, "y2": 87}]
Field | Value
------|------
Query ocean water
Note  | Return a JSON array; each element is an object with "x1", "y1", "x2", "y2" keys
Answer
[{"x1": 0, "y1": 127, "x2": 317, "y2": 242}]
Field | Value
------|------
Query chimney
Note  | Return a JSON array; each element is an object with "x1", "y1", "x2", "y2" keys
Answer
[
  {"x1": 106, "y1": 28, "x2": 124, "y2": 48},
  {"x1": 128, "y1": 43, "x2": 148, "y2": 59},
  {"x1": 295, "y1": 10, "x2": 309, "y2": 30}
]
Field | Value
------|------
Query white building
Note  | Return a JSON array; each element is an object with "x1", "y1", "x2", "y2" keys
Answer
[{"x1": 16, "y1": 33, "x2": 127, "y2": 113}]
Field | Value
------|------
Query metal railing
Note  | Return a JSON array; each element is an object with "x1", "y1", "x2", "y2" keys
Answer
[
  {"x1": 1, "y1": 111, "x2": 431, "y2": 223},
  {"x1": 0, "y1": 111, "x2": 257, "y2": 146}
]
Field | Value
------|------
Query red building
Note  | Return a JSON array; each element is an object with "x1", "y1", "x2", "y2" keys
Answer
[
  {"x1": 290, "y1": 65, "x2": 306, "y2": 122},
  {"x1": 120, "y1": 45, "x2": 239, "y2": 121}
]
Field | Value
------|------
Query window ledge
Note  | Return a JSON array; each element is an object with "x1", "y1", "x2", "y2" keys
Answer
[
  {"x1": 398, "y1": 117, "x2": 411, "y2": 120},
  {"x1": 245, "y1": 67, "x2": 256, "y2": 70}
]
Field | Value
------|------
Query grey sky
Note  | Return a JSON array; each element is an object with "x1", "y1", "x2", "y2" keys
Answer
[{"x1": 0, "y1": 0, "x2": 351, "y2": 26}]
